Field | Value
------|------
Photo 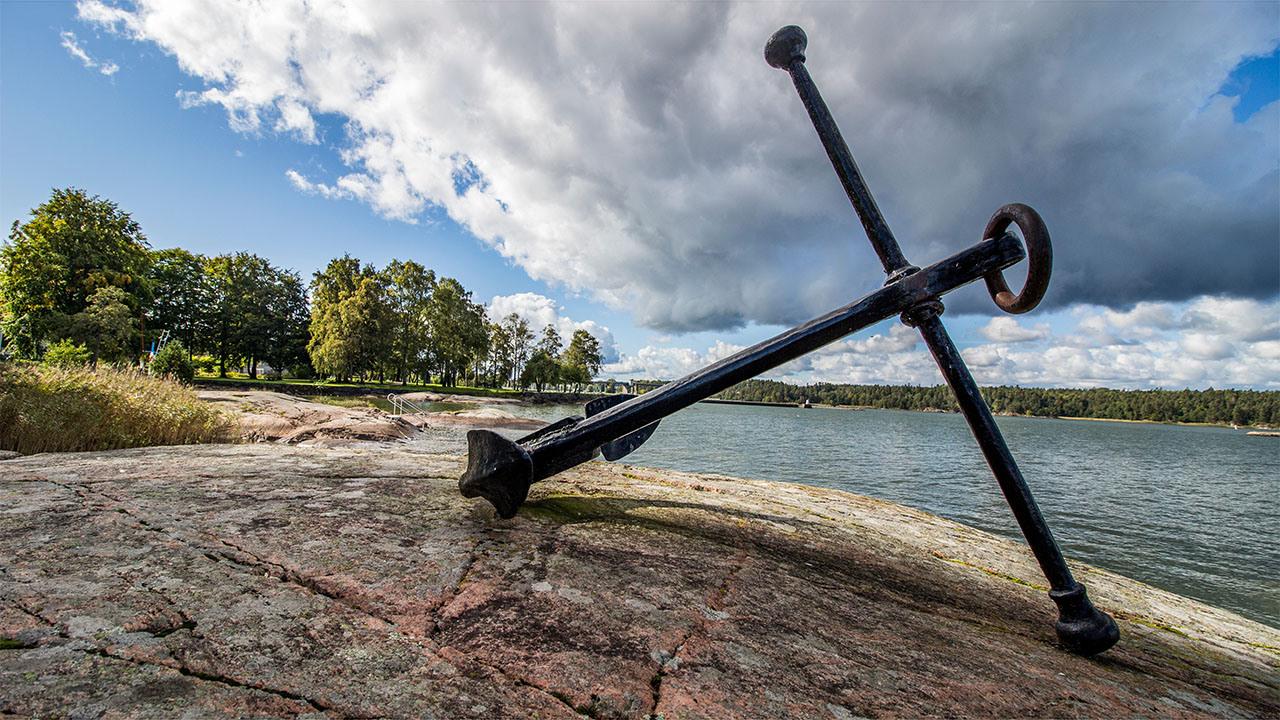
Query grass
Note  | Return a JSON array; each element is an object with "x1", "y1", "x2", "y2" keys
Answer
[
  {"x1": 194, "y1": 373, "x2": 521, "y2": 398},
  {"x1": 0, "y1": 362, "x2": 233, "y2": 454},
  {"x1": 304, "y1": 395, "x2": 480, "y2": 414}
]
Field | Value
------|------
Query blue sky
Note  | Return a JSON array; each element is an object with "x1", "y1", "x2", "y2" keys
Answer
[
  {"x1": 2, "y1": 2, "x2": 1277, "y2": 388},
  {"x1": 1, "y1": 1, "x2": 651, "y2": 355}
]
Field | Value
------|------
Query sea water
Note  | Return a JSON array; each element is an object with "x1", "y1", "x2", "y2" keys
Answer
[{"x1": 510, "y1": 402, "x2": 1279, "y2": 627}]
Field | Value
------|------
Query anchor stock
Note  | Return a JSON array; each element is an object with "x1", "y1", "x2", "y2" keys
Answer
[{"x1": 458, "y1": 24, "x2": 1120, "y2": 656}]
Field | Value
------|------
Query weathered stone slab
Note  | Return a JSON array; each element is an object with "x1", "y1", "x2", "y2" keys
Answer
[{"x1": 1, "y1": 445, "x2": 1276, "y2": 718}]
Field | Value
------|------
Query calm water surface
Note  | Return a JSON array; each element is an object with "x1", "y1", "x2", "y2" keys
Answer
[{"x1": 513, "y1": 402, "x2": 1279, "y2": 627}]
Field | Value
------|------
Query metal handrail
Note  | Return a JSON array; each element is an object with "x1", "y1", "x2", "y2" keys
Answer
[{"x1": 386, "y1": 393, "x2": 431, "y2": 417}]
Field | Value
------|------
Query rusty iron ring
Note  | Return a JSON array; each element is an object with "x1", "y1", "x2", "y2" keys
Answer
[{"x1": 983, "y1": 203, "x2": 1052, "y2": 314}]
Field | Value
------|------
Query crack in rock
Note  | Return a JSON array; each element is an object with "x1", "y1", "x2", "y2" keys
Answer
[
  {"x1": 25, "y1": 480, "x2": 586, "y2": 716},
  {"x1": 649, "y1": 551, "x2": 750, "y2": 719},
  {"x1": 38, "y1": 475, "x2": 403, "y2": 633},
  {"x1": 206, "y1": 537, "x2": 399, "y2": 629},
  {"x1": 428, "y1": 534, "x2": 490, "y2": 637},
  {"x1": 436, "y1": 644, "x2": 592, "y2": 719},
  {"x1": 6, "y1": 597, "x2": 344, "y2": 717},
  {"x1": 80, "y1": 645, "x2": 339, "y2": 717}
]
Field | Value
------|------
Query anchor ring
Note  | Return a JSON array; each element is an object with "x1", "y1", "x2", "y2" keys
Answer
[{"x1": 983, "y1": 203, "x2": 1052, "y2": 314}]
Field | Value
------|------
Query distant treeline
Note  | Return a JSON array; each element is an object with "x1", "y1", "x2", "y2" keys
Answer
[{"x1": 717, "y1": 379, "x2": 1280, "y2": 427}]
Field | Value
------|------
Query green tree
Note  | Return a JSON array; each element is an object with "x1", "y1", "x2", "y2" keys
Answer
[
  {"x1": 519, "y1": 349, "x2": 560, "y2": 392},
  {"x1": 261, "y1": 269, "x2": 311, "y2": 380},
  {"x1": 485, "y1": 320, "x2": 512, "y2": 388},
  {"x1": 150, "y1": 339, "x2": 194, "y2": 383},
  {"x1": 561, "y1": 329, "x2": 603, "y2": 391},
  {"x1": 233, "y1": 253, "x2": 278, "y2": 380},
  {"x1": 146, "y1": 248, "x2": 209, "y2": 357},
  {"x1": 204, "y1": 253, "x2": 254, "y2": 377},
  {"x1": 537, "y1": 323, "x2": 562, "y2": 358},
  {"x1": 0, "y1": 188, "x2": 151, "y2": 357},
  {"x1": 341, "y1": 275, "x2": 394, "y2": 381},
  {"x1": 69, "y1": 286, "x2": 137, "y2": 363},
  {"x1": 200, "y1": 252, "x2": 308, "y2": 379},
  {"x1": 308, "y1": 255, "x2": 369, "y2": 382},
  {"x1": 501, "y1": 313, "x2": 533, "y2": 387},
  {"x1": 426, "y1": 278, "x2": 488, "y2": 387},
  {"x1": 381, "y1": 259, "x2": 435, "y2": 384}
]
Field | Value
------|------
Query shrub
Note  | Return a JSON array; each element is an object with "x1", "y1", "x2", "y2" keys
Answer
[
  {"x1": 191, "y1": 355, "x2": 218, "y2": 374},
  {"x1": 150, "y1": 340, "x2": 194, "y2": 383},
  {"x1": 0, "y1": 362, "x2": 232, "y2": 454},
  {"x1": 43, "y1": 339, "x2": 93, "y2": 368}
]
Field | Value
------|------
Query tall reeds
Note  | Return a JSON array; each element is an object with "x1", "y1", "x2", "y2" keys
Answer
[{"x1": 0, "y1": 362, "x2": 232, "y2": 454}]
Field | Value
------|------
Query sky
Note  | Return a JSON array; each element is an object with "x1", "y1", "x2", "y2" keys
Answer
[{"x1": 2, "y1": 1, "x2": 1277, "y2": 389}]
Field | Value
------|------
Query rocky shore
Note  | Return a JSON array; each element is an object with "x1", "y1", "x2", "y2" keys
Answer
[
  {"x1": 198, "y1": 389, "x2": 543, "y2": 448},
  {"x1": 2, "y1": 444, "x2": 1276, "y2": 718}
]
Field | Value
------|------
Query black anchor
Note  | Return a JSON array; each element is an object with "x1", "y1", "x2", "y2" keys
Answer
[{"x1": 459, "y1": 25, "x2": 1119, "y2": 656}]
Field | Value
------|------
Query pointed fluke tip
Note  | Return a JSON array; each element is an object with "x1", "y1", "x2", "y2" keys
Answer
[{"x1": 765, "y1": 25, "x2": 807, "y2": 69}]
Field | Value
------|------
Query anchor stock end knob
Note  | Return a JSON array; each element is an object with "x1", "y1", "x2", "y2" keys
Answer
[
  {"x1": 1050, "y1": 583, "x2": 1120, "y2": 656},
  {"x1": 765, "y1": 25, "x2": 807, "y2": 69},
  {"x1": 459, "y1": 430, "x2": 534, "y2": 519}
]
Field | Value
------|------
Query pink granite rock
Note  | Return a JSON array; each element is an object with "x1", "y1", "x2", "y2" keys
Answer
[{"x1": 1, "y1": 445, "x2": 1275, "y2": 718}]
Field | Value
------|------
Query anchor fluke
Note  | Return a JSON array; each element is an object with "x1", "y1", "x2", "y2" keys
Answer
[
  {"x1": 585, "y1": 394, "x2": 660, "y2": 461},
  {"x1": 458, "y1": 430, "x2": 534, "y2": 519}
]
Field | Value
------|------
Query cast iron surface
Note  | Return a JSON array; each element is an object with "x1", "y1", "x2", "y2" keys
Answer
[{"x1": 459, "y1": 24, "x2": 1119, "y2": 656}]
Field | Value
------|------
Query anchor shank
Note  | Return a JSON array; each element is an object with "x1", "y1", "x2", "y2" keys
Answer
[
  {"x1": 459, "y1": 234, "x2": 1024, "y2": 519},
  {"x1": 522, "y1": 234, "x2": 1023, "y2": 475}
]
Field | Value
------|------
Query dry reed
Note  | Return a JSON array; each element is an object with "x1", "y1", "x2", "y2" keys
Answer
[{"x1": 0, "y1": 362, "x2": 232, "y2": 454}]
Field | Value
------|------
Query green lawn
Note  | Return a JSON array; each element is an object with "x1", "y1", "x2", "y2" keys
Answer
[{"x1": 192, "y1": 372, "x2": 522, "y2": 398}]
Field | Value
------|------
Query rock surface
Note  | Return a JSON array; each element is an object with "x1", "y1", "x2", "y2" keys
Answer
[
  {"x1": 197, "y1": 390, "x2": 543, "y2": 447},
  {"x1": 1, "y1": 444, "x2": 1276, "y2": 719},
  {"x1": 198, "y1": 390, "x2": 420, "y2": 445}
]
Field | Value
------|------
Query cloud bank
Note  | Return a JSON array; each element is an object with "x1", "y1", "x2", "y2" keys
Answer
[
  {"x1": 79, "y1": 1, "x2": 1278, "y2": 333},
  {"x1": 606, "y1": 297, "x2": 1280, "y2": 389}
]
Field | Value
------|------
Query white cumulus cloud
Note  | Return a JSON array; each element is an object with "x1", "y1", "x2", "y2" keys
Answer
[
  {"x1": 605, "y1": 340, "x2": 745, "y2": 380},
  {"x1": 979, "y1": 317, "x2": 1050, "y2": 343},
  {"x1": 78, "y1": 0, "x2": 1279, "y2": 333},
  {"x1": 486, "y1": 292, "x2": 619, "y2": 363}
]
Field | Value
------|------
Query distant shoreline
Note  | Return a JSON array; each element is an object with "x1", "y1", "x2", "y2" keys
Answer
[
  {"x1": 699, "y1": 400, "x2": 1274, "y2": 431},
  {"x1": 1053, "y1": 415, "x2": 1271, "y2": 431},
  {"x1": 189, "y1": 375, "x2": 1277, "y2": 432}
]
